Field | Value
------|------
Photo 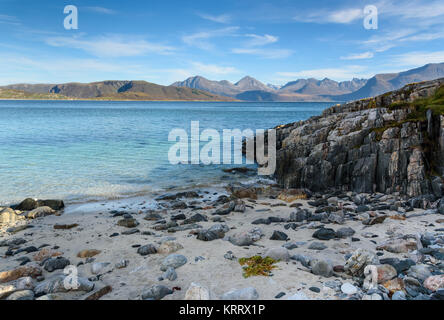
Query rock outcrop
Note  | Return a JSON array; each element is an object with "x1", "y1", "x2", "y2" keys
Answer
[{"x1": 266, "y1": 78, "x2": 444, "y2": 197}]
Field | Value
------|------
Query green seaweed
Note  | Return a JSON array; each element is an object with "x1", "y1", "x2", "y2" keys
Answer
[{"x1": 238, "y1": 256, "x2": 278, "y2": 278}]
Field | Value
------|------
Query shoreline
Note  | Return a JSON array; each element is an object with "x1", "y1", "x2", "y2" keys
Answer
[{"x1": 1, "y1": 181, "x2": 443, "y2": 300}]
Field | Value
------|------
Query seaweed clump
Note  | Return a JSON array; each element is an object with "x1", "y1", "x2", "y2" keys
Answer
[{"x1": 238, "y1": 256, "x2": 278, "y2": 278}]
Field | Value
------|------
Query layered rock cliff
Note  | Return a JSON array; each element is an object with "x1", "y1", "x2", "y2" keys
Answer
[{"x1": 269, "y1": 78, "x2": 444, "y2": 197}]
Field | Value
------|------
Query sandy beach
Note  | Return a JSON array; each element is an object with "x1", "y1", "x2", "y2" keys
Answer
[{"x1": 2, "y1": 182, "x2": 443, "y2": 300}]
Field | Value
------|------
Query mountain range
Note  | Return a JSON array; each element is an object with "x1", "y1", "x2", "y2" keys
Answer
[
  {"x1": 0, "y1": 80, "x2": 234, "y2": 101},
  {"x1": 172, "y1": 63, "x2": 444, "y2": 102},
  {"x1": 1, "y1": 63, "x2": 444, "y2": 102}
]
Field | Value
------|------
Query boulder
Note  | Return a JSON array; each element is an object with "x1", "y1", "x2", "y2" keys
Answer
[
  {"x1": 345, "y1": 249, "x2": 379, "y2": 277},
  {"x1": 26, "y1": 206, "x2": 55, "y2": 219},
  {"x1": 0, "y1": 207, "x2": 24, "y2": 224}
]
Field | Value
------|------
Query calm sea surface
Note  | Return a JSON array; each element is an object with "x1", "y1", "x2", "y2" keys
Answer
[{"x1": 0, "y1": 100, "x2": 335, "y2": 205}]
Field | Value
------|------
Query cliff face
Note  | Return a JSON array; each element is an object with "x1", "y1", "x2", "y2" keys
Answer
[{"x1": 272, "y1": 78, "x2": 444, "y2": 197}]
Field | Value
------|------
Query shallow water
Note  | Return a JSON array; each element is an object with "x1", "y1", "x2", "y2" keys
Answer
[{"x1": 0, "y1": 100, "x2": 335, "y2": 205}]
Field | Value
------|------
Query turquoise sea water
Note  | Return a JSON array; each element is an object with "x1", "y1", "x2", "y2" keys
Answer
[{"x1": 0, "y1": 100, "x2": 334, "y2": 206}]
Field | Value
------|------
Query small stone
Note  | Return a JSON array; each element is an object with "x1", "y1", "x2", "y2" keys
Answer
[
  {"x1": 392, "y1": 291, "x2": 406, "y2": 300},
  {"x1": 309, "y1": 287, "x2": 321, "y2": 293},
  {"x1": 160, "y1": 254, "x2": 187, "y2": 271},
  {"x1": 377, "y1": 264, "x2": 397, "y2": 283},
  {"x1": 341, "y1": 283, "x2": 358, "y2": 295},
  {"x1": 263, "y1": 247, "x2": 290, "y2": 262},
  {"x1": 91, "y1": 262, "x2": 110, "y2": 275},
  {"x1": 77, "y1": 249, "x2": 101, "y2": 258},
  {"x1": 184, "y1": 283, "x2": 211, "y2": 300},
  {"x1": 270, "y1": 230, "x2": 288, "y2": 241},
  {"x1": 344, "y1": 249, "x2": 379, "y2": 277},
  {"x1": 424, "y1": 275, "x2": 444, "y2": 292},
  {"x1": 26, "y1": 206, "x2": 55, "y2": 219},
  {"x1": 6, "y1": 290, "x2": 34, "y2": 300},
  {"x1": 137, "y1": 244, "x2": 157, "y2": 256},
  {"x1": 162, "y1": 267, "x2": 178, "y2": 281},
  {"x1": 141, "y1": 285, "x2": 173, "y2": 300},
  {"x1": 336, "y1": 227, "x2": 355, "y2": 238},
  {"x1": 312, "y1": 260, "x2": 333, "y2": 278},
  {"x1": 157, "y1": 241, "x2": 183, "y2": 254},
  {"x1": 287, "y1": 292, "x2": 308, "y2": 300},
  {"x1": 313, "y1": 228, "x2": 336, "y2": 240},
  {"x1": 308, "y1": 242, "x2": 327, "y2": 250},
  {"x1": 43, "y1": 257, "x2": 70, "y2": 273},
  {"x1": 0, "y1": 265, "x2": 42, "y2": 283},
  {"x1": 221, "y1": 287, "x2": 259, "y2": 300},
  {"x1": 363, "y1": 216, "x2": 387, "y2": 225},
  {"x1": 117, "y1": 218, "x2": 139, "y2": 228},
  {"x1": 115, "y1": 260, "x2": 129, "y2": 269}
]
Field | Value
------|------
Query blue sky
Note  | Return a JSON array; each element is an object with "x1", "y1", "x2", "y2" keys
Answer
[{"x1": 1, "y1": 0, "x2": 444, "y2": 86}]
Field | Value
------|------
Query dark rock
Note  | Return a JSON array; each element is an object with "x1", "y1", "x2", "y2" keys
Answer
[
  {"x1": 356, "y1": 205, "x2": 370, "y2": 213},
  {"x1": 144, "y1": 212, "x2": 162, "y2": 221},
  {"x1": 309, "y1": 287, "x2": 321, "y2": 293},
  {"x1": 196, "y1": 224, "x2": 228, "y2": 241},
  {"x1": 43, "y1": 257, "x2": 70, "y2": 272},
  {"x1": 171, "y1": 201, "x2": 187, "y2": 209},
  {"x1": 363, "y1": 216, "x2": 387, "y2": 225},
  {"x1": 171, "y1": 213, "x2": 186, "y2": 221},
  {"x1": 13, "y1": 246, "x2": 38, "y2": 255},
  {"x1": 156, "y1": 191, "x2": 199, "y2": 201},
  {"x1": 313, "y1": 228, "x2": 336, "y2": 240},
  {"x1": 137, "y1": 244, "x2": 157, "y2": 256},
  {"x1": 213, "y1": 201, "x2": 236, "y2": 216},
  {"x1": 15, "y1": 198, "x2": 38, "y2": 211},
  {"x1": 37, "y1": 200, "x2": 65, "y2": 211},
  {"x1": 183, "y1": 213, "x2": 208, "y2": 224},
  {"x1": 264, "y1": 79, "x2": 444, "y2": 197},
  {"x1": 117, "y1": 218, "x2": 139, "y2": 228},
  {"x1": 336, "y1": 227, "x2": 355, "y2": 238},
  {"x1": 141, "y1": 285, "x2": 173, "y2": 300},
  {"x1": 270, "y1": 231, "x2": 288, "y2": 241}
]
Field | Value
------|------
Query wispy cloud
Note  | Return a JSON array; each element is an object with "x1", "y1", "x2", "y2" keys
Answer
[
  {"x1": 83, "y1": 7, "x2": 117, "y2": 15},
  {"x1": 45, "y1": 35, "x2": 174, "y2": 57},
  {"x1": 379, "y1": 0, "x2": 444, "y2": 20},
  {"x1": 232, "y1": 48, "x2": 292, "y2": 59},
  {"x1": 244, "y1": 34, "x2": 278, "y2": 47},
  {"x1": 341, "y1": 52, "x2": 374, "y2": 60},
  {"x1": 182, "y1": 27, "x2": 239, "y2": 50},
  {"x1": 293, "y1": 8, "x2": 363, "y2": 24},
  {"x1": 191, "y1": 62, "x2": 239, "y2": 75},
  {"x1": 0, "y1": 14, "x2": 20, "y2": 26},
  {"x1": 197, "y1": 13, "x2": 231, "y2": 24},
  {"x1": 391, "y1": 51, "x2": 444, "y2": 67}
]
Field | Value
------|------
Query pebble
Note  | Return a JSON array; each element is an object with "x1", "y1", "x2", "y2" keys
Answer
[
  {"x1": 270, "y1": 230, "x2": 288, "y2": 241},
  {"x1": 341, "y1": 283, "x2": 358, "y2": 295},
  {"x1": 160, "y1": 254, "x2": 187, "y2": 271},
  {"x1": 308, "y1": 242, "x2": 327, "y2": 250},
  {"x1": 184, "y1": 283, "x2": 211, "y2": 300},
  {"x1": 312, "y1": 260, "x2": 333, "y2": 278},
  {"x1": 263, "y1": 247, "x2": 290, "y2": 261},
  {"x1": 141, "y1": 285, "x2": 173, "y2": 300},
  {"x1": 137, "y1": 244, "x2": 157, "y2": 256},
  {"x1": 221, "y1": 287, "x2": 259, "y2": 300}
]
